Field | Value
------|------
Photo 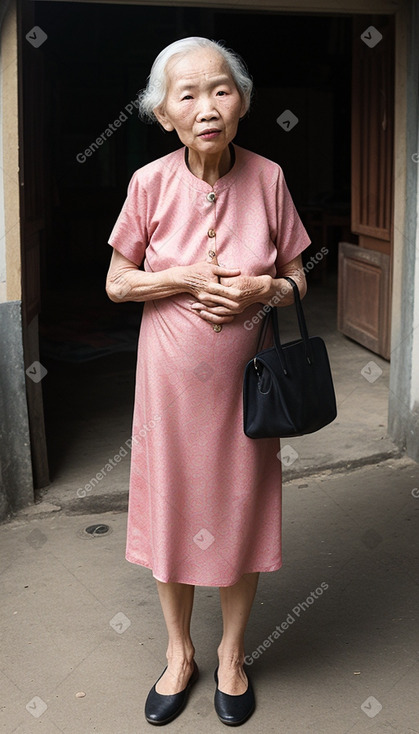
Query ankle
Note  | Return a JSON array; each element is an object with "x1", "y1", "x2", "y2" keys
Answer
[
  {"x1": 166, "y1": 643, "x2": 195, "y2": 666},
  {"x1": 217, "y1": 645, "x2": 245, "y2": 669}
]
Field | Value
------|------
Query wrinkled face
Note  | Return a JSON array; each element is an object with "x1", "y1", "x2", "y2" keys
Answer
[{"x1": 154, "y1": 47, "x2": 246, "y2": 155}]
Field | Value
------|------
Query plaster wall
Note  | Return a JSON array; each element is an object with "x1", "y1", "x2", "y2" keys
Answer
[{"x1": 0, "y1": 1, "x2": 33, "y2": 520}]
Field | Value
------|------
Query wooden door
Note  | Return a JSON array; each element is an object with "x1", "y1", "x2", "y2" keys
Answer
[
  {"x1": 338, "y1": 15, "x2": 394, "y2": 359},
  {"x1": 18, "y1": 1, "x2": 50, "y2": 489}
]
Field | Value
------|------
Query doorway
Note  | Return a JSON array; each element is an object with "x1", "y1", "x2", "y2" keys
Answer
[{"x1": 25, "y1": 4, "x2": 364, "y2": 491}]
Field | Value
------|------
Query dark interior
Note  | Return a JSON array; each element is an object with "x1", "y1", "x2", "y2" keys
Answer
[{"x1": 33, "y1": 3, "x2": 353, "y2": 483}]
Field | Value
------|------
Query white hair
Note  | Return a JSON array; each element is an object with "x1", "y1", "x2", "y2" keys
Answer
[{"x1": 138, "y1": 36, "x2": 253, "y2": 122}]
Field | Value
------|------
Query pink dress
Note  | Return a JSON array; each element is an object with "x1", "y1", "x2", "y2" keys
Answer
[{"x1": 108, "y1": 144, "x2": 310, "y2": 586}]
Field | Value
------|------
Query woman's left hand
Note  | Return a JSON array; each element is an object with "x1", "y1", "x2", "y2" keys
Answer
[
  {"x1": 190, "y1": 274, "x2": 272, "y2": 320},
  {"x1": 190, "y1": 254, "x2": 307, "y2": 322}
]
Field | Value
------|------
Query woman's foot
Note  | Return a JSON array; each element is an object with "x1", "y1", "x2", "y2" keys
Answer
[
  {"x1": 145, "y1": 660, "x2": 199, "y2": 726},
  {"x1": 216, "y1": 653, "x2": 248, "y2": 695},
  {"x1": 155, "y1": 657, "x2": 195, "y2": 695},
  {"x1": 214, "y1": 665, "x2": 255, "y2": 726}
]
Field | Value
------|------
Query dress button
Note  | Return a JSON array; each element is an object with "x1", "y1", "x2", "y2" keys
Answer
[
  {"x1": 208, "y1": 250, "x2": 216, "y2": 258},
  {"x1": 213, "y1": 324, "x2": 222, "y2": 333},
  {"x1": 208, "y1": 228, "x2": 216, "y2": 238},
  {"x1": 207, "y1": 192, "x2": 216, "y2": 203}
]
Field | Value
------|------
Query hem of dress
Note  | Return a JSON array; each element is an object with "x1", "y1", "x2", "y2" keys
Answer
[{"x1": 125, "y1": 552, "x2": 282, "y2": 587}]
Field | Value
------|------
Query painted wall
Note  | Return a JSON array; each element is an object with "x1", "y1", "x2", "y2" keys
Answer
[
  {"x1": 388, "y1": 0, "x2": 419, "y2": 461},
  {"x1": 0, "y1": 1, "x2": 34, "y2": 520},
  {"x1": 408, "y1": 84, "x2": 419, "y2": 456},
  {"x1": 0, "y1": 10, "x2": 6, "y2": 303},
  {"x1": 410, "y1": 0, "x2": 419, "y2": 418},
  {"x1": 412, "y1": 188, "x2": 419, "y2": 410},
  {"x1": 0, "y1": 0, "x2": 10, "y2": 301}
]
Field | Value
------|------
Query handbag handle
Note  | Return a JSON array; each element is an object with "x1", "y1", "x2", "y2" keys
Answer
[
  {"x1": 282, "y1": 276, "x2": 311, "y2": 348},
  {"x1": 273, "y1": 277, "x2": 313, "y2": 371},
  {"x1": 255, "y1": 276, "x2": 313, "y2": 374}
]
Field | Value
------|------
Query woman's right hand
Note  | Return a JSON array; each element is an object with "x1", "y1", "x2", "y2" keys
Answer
[{"x1": 106, "y1": 250, "x2": 241, "y2": 324}]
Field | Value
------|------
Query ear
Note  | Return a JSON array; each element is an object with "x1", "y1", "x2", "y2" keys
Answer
[
  {"x1": 239, "y1": 97, "x2": 247, "y2": 120},
  {"x1": 153, "y1": 106, "x2": 174, "y2": 132}
]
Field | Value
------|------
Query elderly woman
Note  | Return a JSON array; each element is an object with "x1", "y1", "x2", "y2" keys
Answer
[{"x1": 106, "y1": 37, "x2": 310, "y2": 727}]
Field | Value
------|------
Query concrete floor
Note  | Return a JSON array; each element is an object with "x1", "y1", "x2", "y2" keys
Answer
[
  {"x1": 2, "y1": 457, "x2": 419, "y2": 733},
  {"x1": 2, "y1": 281, "x2": 418, "y2": 733}
]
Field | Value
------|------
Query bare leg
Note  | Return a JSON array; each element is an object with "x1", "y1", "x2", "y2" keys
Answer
[
  {"x1": 154, "y1": 580, "x2": 196, "y2": 695},
  {"x1": 217, "y1": 572, "x2": 259, "y2": 695}
]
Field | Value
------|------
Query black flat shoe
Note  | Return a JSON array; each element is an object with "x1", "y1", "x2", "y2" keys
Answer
[
  {"x1": 144, "y1": 660, "x2": 199, "y2": 726},
  {"x1": 214, "y1": 666, "x2": 255, "y2": 726}
]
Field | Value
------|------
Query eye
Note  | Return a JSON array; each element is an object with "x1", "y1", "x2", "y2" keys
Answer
[
  {"x1": 216, "y1": 90, "x2": 227, "y2": 96},
  {"x1": 181, "y1": 94, "x2": 193, "y2": 101}
]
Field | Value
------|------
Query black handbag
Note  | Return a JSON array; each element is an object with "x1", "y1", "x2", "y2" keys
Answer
[{"x1": 243, "y1": 277, "x2": 337, "y2": 438}]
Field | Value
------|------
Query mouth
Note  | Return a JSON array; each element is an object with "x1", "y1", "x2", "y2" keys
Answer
[{"x1": 198, "y1": 129, "x2": 221, "y2": 140}]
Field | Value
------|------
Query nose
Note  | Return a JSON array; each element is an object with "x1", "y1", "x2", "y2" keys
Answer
[{"x1": 197, "y1": 96, "x2": 219, "y2": 122}]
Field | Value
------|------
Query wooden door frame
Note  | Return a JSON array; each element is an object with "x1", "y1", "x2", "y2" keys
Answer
[{"x1": 44, "y1": 0, "x2": 400, "y2": 11}]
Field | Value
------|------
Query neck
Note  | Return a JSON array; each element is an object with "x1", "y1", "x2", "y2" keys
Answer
[{"x1": 186, "y1": 145, "x2": 232, "y2": 186}]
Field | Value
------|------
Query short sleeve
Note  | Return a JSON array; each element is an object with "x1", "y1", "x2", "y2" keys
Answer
[
  {"x1": 272, "y1": 167, "x2": 311, "y2": 273},
  {"x1": 108, "y1": 171, "x2": 148, "y2": 266}
]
